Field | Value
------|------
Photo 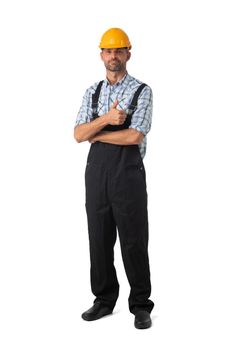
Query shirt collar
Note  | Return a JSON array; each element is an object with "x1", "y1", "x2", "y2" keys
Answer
[{"x1": 104, "y1": 72, "x2": 131, "y2": 87}]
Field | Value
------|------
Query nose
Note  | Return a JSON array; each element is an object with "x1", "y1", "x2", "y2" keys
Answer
[{"x1": 110, "y1": 50, "x2": 118, "y2": 59}]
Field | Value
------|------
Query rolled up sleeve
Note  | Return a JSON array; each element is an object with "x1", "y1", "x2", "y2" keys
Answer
[
  {"x1": 128, "y1": 86, "x2": 153, "y2": 136},
  {"x1": 74, "y1": 88, "x2": 93, "y2": 126}
]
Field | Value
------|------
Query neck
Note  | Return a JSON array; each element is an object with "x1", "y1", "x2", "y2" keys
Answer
[{"x1": 106, "y1": 70, "x2": 127, "y2": 85}]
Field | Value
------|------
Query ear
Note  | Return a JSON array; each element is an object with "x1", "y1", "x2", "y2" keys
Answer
[
  {"x1": 100, "y1": 51, "x2": 104, "y2": 61},
  {"x1": 127, "y1": 51, "x2": 131, "y2": 62}
]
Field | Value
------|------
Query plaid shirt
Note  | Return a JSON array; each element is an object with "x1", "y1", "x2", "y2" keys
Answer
[{"x1": 75, "y1": 73, "x2": 153, "y2": 158}]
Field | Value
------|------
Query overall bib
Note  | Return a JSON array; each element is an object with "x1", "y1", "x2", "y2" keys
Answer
[{"x1": 85, "y1": 81, "x2": 154, "y2": 314}]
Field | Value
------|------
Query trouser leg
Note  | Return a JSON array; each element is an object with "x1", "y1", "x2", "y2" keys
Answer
[
  {"x1": 85, "y1": 161, "x2": 119, "y2": 309},
  {"x1": 111, "y1": 160, "x2": 154, "y2": 314}
]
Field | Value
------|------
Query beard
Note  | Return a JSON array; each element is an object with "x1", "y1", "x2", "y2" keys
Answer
[{"x1": 105, "y1": 60, "x2": 125, "y2": 72}]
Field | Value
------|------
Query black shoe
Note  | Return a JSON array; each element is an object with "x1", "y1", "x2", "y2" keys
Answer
[
  {"x1": 134, "y1": 310, "x2": 152, "y2": 329},
  {"x1": 81, "y1": 302, "x2": 113, "y2": 321}
]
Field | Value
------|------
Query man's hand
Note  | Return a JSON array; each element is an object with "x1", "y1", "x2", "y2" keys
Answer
[
  {"x1": 88, "y1": 131, "x2": 109, "y2": 143},
  {"x1": 107, "y1": 100, "x2": 127, "y2": 125},
  {"x1": 88, "y1": 136, "x2": 97, "y2": 144}
]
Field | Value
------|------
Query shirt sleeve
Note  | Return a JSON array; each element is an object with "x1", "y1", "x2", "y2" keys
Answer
[
  {"x1": 74, "y1": 88, "x2": 93, "y2": 127},
  {"x1": 128, "y1": 85, "x2": 153, "y2": 136}
]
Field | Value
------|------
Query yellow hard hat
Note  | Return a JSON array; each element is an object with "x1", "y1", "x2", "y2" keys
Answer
[{"x1": 99, "y1": 28, "x2": 132, "y2": 49}]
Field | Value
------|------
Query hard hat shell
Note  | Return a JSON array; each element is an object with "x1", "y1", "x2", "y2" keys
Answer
[{"x1": 99, "y1": 28, "x2": 132, "y2": 49}]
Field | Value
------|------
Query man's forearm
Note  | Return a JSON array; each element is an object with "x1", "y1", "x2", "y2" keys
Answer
[
  {"x1": 91, "y1": 129, "x2": 144, "y2": 145},
  {"x1": 74, "y1": 115, "x2": 109, "y2": 143}
]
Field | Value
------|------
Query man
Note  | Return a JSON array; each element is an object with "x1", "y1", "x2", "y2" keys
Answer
[{"x1": 74, "y1": 28, "x2": 154, "y2": 329}]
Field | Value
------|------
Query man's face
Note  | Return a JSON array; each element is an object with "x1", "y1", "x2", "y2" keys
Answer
[{"x1": 100, "y1": 48, "x2": 131, "y2": 72}]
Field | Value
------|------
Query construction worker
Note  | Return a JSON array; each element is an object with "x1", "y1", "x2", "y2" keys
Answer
[{"x1": 74, "y1": 28, "x2": 154, "y2": 329}]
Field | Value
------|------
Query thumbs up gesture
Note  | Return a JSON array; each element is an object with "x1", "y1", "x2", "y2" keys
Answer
[{"x1": 107, "y1": 100, "x2": 127, "y2": 125}]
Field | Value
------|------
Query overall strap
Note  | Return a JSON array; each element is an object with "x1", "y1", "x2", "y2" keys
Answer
[
  {"x1": 92, "y1": 80, "x2": 104, "y2": 117},
  {"x1": 91, "y1": 81, "x2": 147, "y2": 119},
  {"x1": 127, "y1": 83, "x2": 147, "y2": 115}
]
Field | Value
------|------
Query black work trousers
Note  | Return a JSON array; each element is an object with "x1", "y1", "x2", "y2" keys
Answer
[{"x1": 85, "y1": 142, "x2": 154, "y2": 314}]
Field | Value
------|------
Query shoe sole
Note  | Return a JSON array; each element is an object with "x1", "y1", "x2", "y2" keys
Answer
[
  {"x1": 81, "y1": 309, "x2": 113, "y2": 321},
  {"x1": 134, "y1": 319, "x2": 152, "y2": 329}
]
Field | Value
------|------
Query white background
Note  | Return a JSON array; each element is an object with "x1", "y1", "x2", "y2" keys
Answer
[{"x1": 0, "y1": 0, "x2": 233, "y2": 349}]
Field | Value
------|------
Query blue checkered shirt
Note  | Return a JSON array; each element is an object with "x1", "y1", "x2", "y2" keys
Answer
[{"x1": 75, "y1": 73, "x2": 153, "y2": 158}]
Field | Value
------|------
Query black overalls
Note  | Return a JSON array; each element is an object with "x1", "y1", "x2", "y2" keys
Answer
[{"x1": 85, "y1": 81, "x2": 154, "y2": 315}]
